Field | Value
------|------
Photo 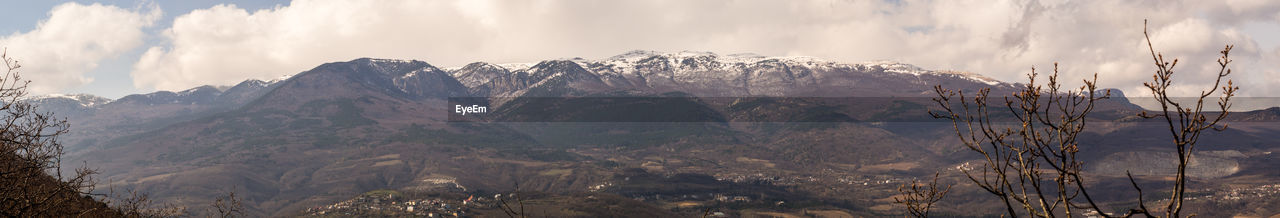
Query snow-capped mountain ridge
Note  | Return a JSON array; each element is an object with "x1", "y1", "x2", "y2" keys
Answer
[
  {"x1": 440, "y1": 50, "x2": 1012, "y2": 97},
  {"x1": 444, "y1": 50, "x2": 1007, "y2": 91},
  {"x1": 35, "y1": 51, "x2": 1015, "y2": 113},
  {"x1": 29, "y1": 93, "x2": 112, "y2": 107}
]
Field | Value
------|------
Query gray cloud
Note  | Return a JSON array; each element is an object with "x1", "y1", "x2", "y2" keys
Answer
[{"x1": 131, "y1": 0, "x2": 1280, "y2": 100}]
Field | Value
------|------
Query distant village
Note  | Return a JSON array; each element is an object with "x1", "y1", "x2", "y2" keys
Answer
[
  {"x1": 1189, "y1": 183, "x2": 1280, "y2": 202},
  {"x1": 303, "y1": 190, "x2": 490, "y2": 217}
]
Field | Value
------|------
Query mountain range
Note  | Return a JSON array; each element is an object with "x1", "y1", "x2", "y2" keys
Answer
[{"x1": 33, "y1": 51, "x2": 1280, "y2": 216}]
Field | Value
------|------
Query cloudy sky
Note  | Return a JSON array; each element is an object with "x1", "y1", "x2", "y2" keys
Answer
[{"x1": 1, "y1": 0, "x2": 1278, "y2": 102}]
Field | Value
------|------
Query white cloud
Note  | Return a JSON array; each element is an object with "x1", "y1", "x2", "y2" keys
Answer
[
  {"x1": 132, "y1": 0, "x2": 1280, "y2": 100},
  {"x1": 0, "y1": 2, "x2": 159, "y2": 94}
]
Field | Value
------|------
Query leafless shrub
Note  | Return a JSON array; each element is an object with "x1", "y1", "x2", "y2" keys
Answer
[
  {"x1": 895, "y1": 172, "x2": 951, "y2": 217},
  {"x1": 212, "y1": 189, "x2": 244, "y2": 218},
  {"x1": 929, "y1": 61, "x2": 1110, "y2": 217},
  {"x1": 98, "y1": 185, "x2": 187, "y2": 217},
  {"x1": 498, "y1": 182, "x2": 529, "y2": 218},
  {"x1": 915, "y1": 20, "x2": 1237, "y2": 218},
  {"x1": 0, "y1": 47, "x2": 251, "y2": 217},
  {"x1": 1128, "y1": 19, "x2": 1237, "y2": 218},
  {"x1": 0, "y1": 48, "x2": 103, "y2": 216}
]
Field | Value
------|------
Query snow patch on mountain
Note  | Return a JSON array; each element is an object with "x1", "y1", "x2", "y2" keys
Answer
[
  {"x1": 587, "y1": 51, "x2": 1007, "y2": 87},
  {"x1": 437, "y1": 50, "x2": 1013, "y2": 97},
  {"x1": 442, "y1": 50, "x2": 1010, "y2": 87},
  {"x1": 497, "y1": 63, "x2": 535, "y2": 71},
  {"x1": 271, "y1": 74, "x2": 294, "y2": 83},
  {"x1": 861, "y1": 60, "x2": 1006, "y2": 86},
  {"x1": 30, "y1": 93, "x2": 113, "y2": 107},
  {"x1": 368, "y1": 58, "x2": 416, "y2": 65}
]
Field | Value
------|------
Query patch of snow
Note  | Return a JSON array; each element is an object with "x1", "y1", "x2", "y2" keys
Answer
[
  {"x1": 29, "y1": 93, "x2": 113, "y2": 107},
  {"x1": 771, "y1": 56, "x2": 825, "y2": 62},
  {"x1": 929, "y1": 70, "x2": 1005, "y2": 86},
  {"x1": 859, "y1": 60, "x2": 928, "y2": 75},
  {"x1": 177, "y1": 86, "x2": 219, "y2": 96},
  {"x1": 240, "y1": 79, "x2": 269, "y2": 88},
  {"x1": 38, "y1": 93, "x2": 71, "y2": 99},
  {"x1": 672, "y1": 50, "x2": 716, "y2": 58},
  {"x1": 402, "y1": 70, "x2": 419, "y2": 78},
  {"x1": 369, "y1": 58, "x2": 414, "y2": 64},
  {"x1": 271, "y1": 74, "x2": 294, "y2": 83},
  {"x1": 481, "y1": 51, "x2": 1010, "y2": 91},
  {"x1": 496, "y1": 63, "x2": 534, "y2": 71}
]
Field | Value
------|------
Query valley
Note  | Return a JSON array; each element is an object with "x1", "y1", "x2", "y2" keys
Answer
[{"x1": 32, "y1": 51, "x2": 1280, "y2": 217}]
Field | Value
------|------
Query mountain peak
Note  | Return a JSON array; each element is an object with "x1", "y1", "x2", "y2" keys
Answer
[
  {"x1": 528, "y1": 60, "x2": 594, "y2": 81},
  {"x1": 605, "y1": 50, "x2": 726, "y2": 63},
  {"x1": 310, "y1": 58, "x2": 442, "y2": 82},
  {"x1": 598, "y1": 50, "x2": 837, "y2": 67},
  {"x1": 30, "y1": 93, "x2": 112, "y2": 107},
  {"x1": 460, "y1": 62, "x2": 508, "y2": 73},
  {"x1": 179, "y1": 85, "x2": 224, "y2": 95},
  {"x1": 453, "y1": 62, "x2": 513, "y2": 88},
  {"x1": 671, "y1": 50, "x2": 717, "y2": 57},
  {"x1": 353, "y1": 57, "x2": 419, "y2": 64},
  {"x1": 860, "y1": 60, "x2": 925, "y2": 73}
]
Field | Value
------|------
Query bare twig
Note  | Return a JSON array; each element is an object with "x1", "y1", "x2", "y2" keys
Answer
[
  {"x1": 895, "y1": 172, "x2": 952, "y2": 217},
  {"x1": 928, "y1": 19, "x2": 1238, "y2": 218}
]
